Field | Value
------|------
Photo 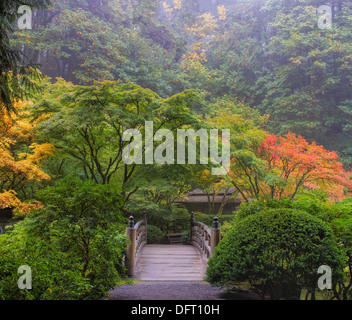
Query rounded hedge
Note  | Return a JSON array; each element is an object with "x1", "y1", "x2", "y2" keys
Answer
[
  {"x1": 147, "y1": 225, "x2": 165, "y2": 244},
  {"x1": 206, "y1": 208, "x2": 344, "y2": 299}
]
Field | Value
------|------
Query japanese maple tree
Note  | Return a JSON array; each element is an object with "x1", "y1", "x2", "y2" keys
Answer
[
  {"x1": 0, "y1": 101, "x2": 54, "y2": 215},
  {"x1": 231, "y1": 132, "x2": 352, "y2": 202}
]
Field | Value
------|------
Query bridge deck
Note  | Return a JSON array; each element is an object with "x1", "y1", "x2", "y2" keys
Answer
[{"x1": 135, "y1": 244, "x2": 207, "y2": 281}]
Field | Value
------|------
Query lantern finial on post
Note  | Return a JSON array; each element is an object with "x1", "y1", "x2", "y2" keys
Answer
[
  {"x1": 212, "y1": 216, "x2": 219, "y2": 229},
  {"x1": 191, "y1": 212, "x2": 195, "y2": 225},
  {"x1": 210, "y1": 216, "x2": 221, "y2": 256},
  {"x1": 128, "y1": 216, "x2": 135, "y2": 228}
]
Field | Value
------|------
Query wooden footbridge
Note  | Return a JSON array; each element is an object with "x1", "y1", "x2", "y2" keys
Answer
[{"x1": 124, "y1": 214, "x2": 221, "y2": 281}]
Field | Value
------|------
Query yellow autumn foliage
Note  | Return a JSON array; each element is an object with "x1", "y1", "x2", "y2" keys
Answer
[
  {"x1": 0, "y1": 101, "x2": 54, "y2": 216},
  {"x1": 162, "y1": 2, "x2": 173, "y2": 13},
  {"x1": 0, "y1": 190, "x2": 43, "y2": 215},
  {"x1": 173, "y1": 0, "x2": 182, "y2": 10},
  {"x1": 217, "y1": 5, "x2": 226, "y2": 20}
]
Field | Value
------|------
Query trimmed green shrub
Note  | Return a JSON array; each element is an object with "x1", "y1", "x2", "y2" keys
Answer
[
  {"x1": 182, "y1": 230, "x2": 190, "y2": 244},
  {"x1": 235, "y1": 194, "x2": 332, "y2": 223},
  {"x1": 235, "y1": 196, "x2": 294, "y2": 221},
  {"x1": 220, "y1": 220, "x2": 234, "y2": 237},
  {"x1": 147, "y1": 225, "x2": 165, "y2": 244},
  {"x1": 193, "y1": 212, "x2": 234, "y2": 228},
  {"x1": 206, "y1": 208, "x2": 344, "y2": 300}
]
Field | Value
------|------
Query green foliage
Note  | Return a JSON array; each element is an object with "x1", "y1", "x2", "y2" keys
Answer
[
  {"x1": 0, "y1": 0, "x2": 51, "y2": 113},
  {"x1": 147, "y1": 225, "x2": 165, "y2": 244},
  {"x1": 193, "y1": 212, "x2": 234, "y2": 229},
  {"x1": 326, "y1": 198, "x2": 352, "y2": 299},
  {"x1": 32, "y1": 79, "x2": 202, "y2": 204},
  {"x1": 182, "y1": 230, "x2": 190, "y2": 244},
  {"x1": 11, "y1": 0, "x2": 188, "y2": 96},
  {"x1": 3, "y1": 0, "x2": 352, "y2": 301},
  {"x1": 0, "y1": 174, "x2": 127, "y2": 299},
  {"x1": 220, "y1": 220, "x2": 234, "y2": 238},
  {"x1": 292, "y1": 191, "x2": 332, "y2": 222},
  {"x1": 233, "y1": 194, "x2": 352, "y2": 299},
  {"x1": 126, "y1": 195, "x2": 190, "y2": 234},
  {"x1": 235, "y1": 192, "x2": 331, "y2": 222},
  {"x1": 206, "y1": 208, "x2": 344, "y2": 300},
  {"x1": 127, "y1": 164, "x2": 196, "y2": 212},
  {"x1": 8, "y1": 0, "x2": 352, "y2": 164},
  {"x1": 123, "y1": 164, "x2": 199, "y2": 234},
  {"x1": 235, "y1": 196, "x2": 294, "y2": 221},
  {"x1": 0, "y1": 221, "x2": 91, "y2": 300},
  {"x1": 206, "y1": 0, "x2": 352, "y2": 165}
]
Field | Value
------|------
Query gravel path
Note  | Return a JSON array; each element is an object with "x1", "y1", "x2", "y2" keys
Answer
[{"x1": 107, "y1": 281, "x2": 260, "y2": 300}]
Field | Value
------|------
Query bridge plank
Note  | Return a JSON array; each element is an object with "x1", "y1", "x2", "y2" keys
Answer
[{"x1": 135, "y1": 244, "x2": 207, "y2": 281}]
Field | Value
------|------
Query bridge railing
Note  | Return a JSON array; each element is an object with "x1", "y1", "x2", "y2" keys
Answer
[
  {"x1": 190, "y1": 214, "x2": 221, "y2": 259},
  {"x1": 125, "y1": 215, "x2": 147, "y2": 276},
  {"x1": 124, "y1": 213, "x2": 221, "y2": 276}
]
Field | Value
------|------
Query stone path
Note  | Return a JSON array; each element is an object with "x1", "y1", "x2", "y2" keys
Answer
[{"x1": 108, "y1": 281, "x2": 228, "y2": 300}]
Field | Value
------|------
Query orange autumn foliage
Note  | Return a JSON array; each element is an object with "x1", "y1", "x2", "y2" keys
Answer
[
  {"x1": 258, "y1": 132, "x2": 352, "y2": 201},
  {"x1": 0, "y1": 101, "x2": 54, "y2": 216},
  {"x1": 0, "y1": 190, "x2": 43, "y2": 215}
]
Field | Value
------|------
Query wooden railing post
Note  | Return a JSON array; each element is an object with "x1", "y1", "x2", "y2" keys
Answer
[
  {"x1": 143, "y1": 213, "x2": 148, "y2": 244},
  {"x1": 210, "y1": 216, "x2": 221, "y2": 256},
  {"x1": 190, "y1": 212, "x2": 195, "y2": 241},
  {"x1": 126, "y1": 216, "x2": 136, "y2": 276}
]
